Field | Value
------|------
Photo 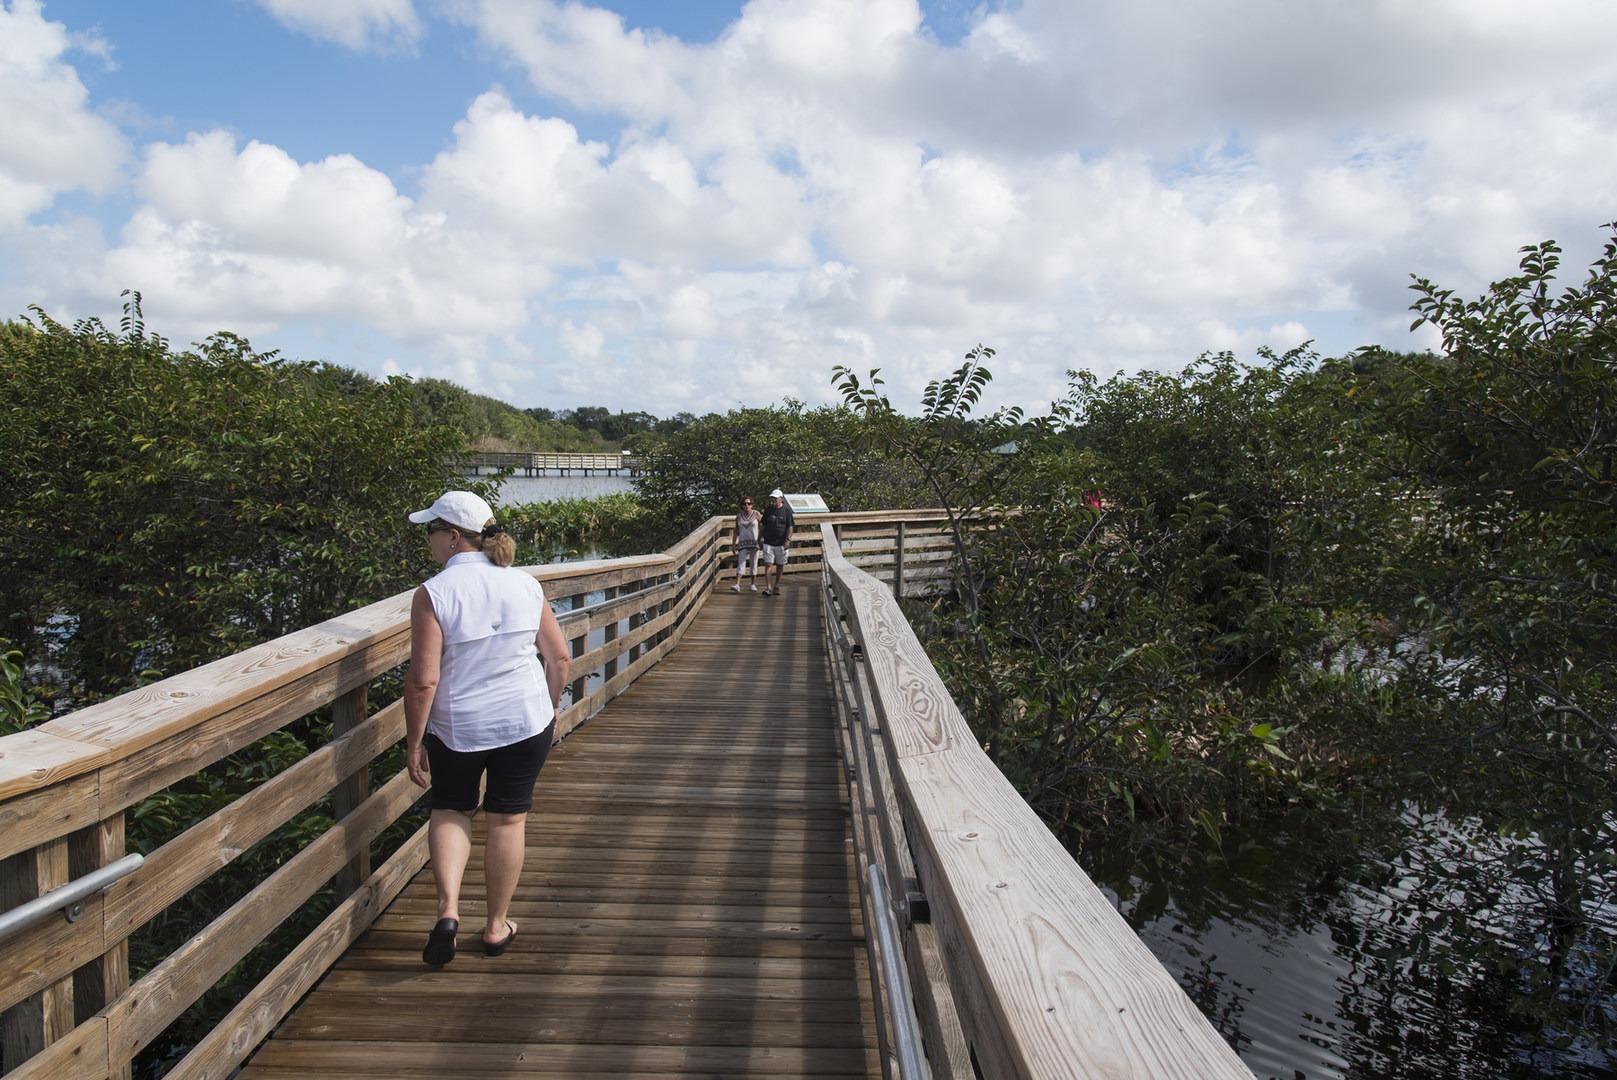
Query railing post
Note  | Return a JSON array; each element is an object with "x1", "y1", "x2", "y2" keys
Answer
[
  {"x1": 70, "y1": 817, "x2": 130, "y2": 1020},
  {"x1": 628, "y1": 587, "x2": 643, "y2": 664},
  {"x1": 893, "y1": 522, "x2": 906, "y2": 600},
  {"x1": 331, "y1": 684, "x2": 371, "y2": 899},
  {"x1": 602, "y1": 585, "x2": 619, "y2": 683},
  {"x1": 2, "y1": 838, "x2": 73, "y2": 1073},
  {"x1": 654, "y1": 574, "x2": 670, "y2": 647},
  {"x1": 568, "y1": 591, "x2": 587, "y2": 707}
]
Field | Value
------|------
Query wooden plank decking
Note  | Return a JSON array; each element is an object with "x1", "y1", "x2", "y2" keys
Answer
[{"x1": 237, "y1": 581, "x2": 881, "y2": 1079}]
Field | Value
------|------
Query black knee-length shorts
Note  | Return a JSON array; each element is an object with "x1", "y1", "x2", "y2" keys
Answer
[{"x1": 424, "y1": 726, "x2": 554, "y2": 814}]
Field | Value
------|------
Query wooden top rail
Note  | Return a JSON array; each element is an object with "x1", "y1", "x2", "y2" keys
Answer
[{"x1": 819, "y1": 521, "x2": 1253, "y2": 1079}]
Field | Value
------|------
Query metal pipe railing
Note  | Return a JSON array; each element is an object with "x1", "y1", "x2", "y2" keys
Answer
[
  {"x1": 868, "y1": 862, "x2": 929, "y2": 1080},
  {"x1": 0, "y1": 852, "x2": 145, "y2": 943}
]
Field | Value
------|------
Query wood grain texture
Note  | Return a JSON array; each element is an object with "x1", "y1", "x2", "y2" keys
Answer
[
  {"x1": 0, "y1": 770, "x2": 102, "y2": 863},
  {"x1": 903, "y1": 750, "x2": 1251, "y2": 1079},
  {"x1": 100, "y1": 702, "x2": 406, "y2": 944},
  {"x1": 0, "y1": 731, "x2": 110, "y2": 803},
  {"x1": 1, "y1": 836, "x2": 72, "y2": 1064},
  {"x1": 0, "y1": 878, "x2": 107, "y2": 1014},
  {"x1": 821, "y1": 526, "x2": 980, "y2": 760},
  {"x1": 167, "y1": 824, "x2": 429, "y2": 1080},
  {"x1": 0, "y1": 1016, "x2": 108, "y2": 1080}
]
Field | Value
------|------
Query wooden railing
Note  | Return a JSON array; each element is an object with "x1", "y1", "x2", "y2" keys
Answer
[
  {"x1": 0, "y1": 520, "x2": 726, "y2": 1080},
  {"x1": 714, "y1": 508, "x2": 959, "y2": 597},
  {"x1": 819, "y1": 521, "x2": 1254, "y2": 1078}
]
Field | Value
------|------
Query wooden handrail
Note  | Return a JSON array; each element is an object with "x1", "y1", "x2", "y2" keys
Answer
[{"x1": 819, "y1": 521, "x2": 1254, "y2": 1079}]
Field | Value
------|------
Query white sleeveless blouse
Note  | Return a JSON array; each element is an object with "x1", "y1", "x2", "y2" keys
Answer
[{"x1": 422, "y1": 551, "x2": 556, "y2": 751}]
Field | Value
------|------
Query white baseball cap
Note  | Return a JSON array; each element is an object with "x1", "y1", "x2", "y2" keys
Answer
[
  {"x1": 408, "y1": 491, "x2": 495, "y2": 533},
  {"x1": 770, "y1": 488, "x2": 784, "y2": 498}
]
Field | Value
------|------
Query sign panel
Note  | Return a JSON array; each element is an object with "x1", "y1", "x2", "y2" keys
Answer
[{"x1": 785, "y1": 493, "x2": 829, "y2": 513}]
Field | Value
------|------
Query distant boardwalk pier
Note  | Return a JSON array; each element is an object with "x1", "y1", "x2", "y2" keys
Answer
[{"x1": 466, "y1": 451, "x2": 641, "y2": 477}]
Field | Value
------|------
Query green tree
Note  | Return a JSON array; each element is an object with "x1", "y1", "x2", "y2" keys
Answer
[
  {"x1": 835, "y1": 346, "x2": 1051, "y2": 616},
  {"x1": 1341, "y1": 234, "x2": 1617, "y2": 1030},
  {"x1": 413, "y1": 378, "x2": 602, "y2": 451},
  {"x1": 657, "y1": 411, "x2": 697, "y2": 434},
  {"x1": 1350, "y1": 232, "x2": 1616, "y2": 794},
  {"x1": 1069, "y1": 346, "x2": 1394, "y2": 681},
  {"x1": 0, "y1": 296, "x2": 470, "y2": 707},
  {"x1": 889, "y1": 348, "x2": 1384, "y2": 831},
  {"x1": 0, "y1": 648, "x2": 51, "y2": 735}
]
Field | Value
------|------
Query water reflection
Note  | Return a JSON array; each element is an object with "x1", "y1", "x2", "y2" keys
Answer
[{"x1": 1086, "y1": 806, "x2": 1616, "y2": 1079}]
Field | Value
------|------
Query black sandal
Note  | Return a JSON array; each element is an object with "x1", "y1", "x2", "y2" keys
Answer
[
  {"x1": 484, "y1": 920, "x2": 517, "y2": 957},
  {"x1": 422, "y1": 917, "x2": 458, "y2": 966}
]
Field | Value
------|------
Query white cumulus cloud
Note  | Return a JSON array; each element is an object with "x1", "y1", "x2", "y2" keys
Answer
[
  {"x1": 253, "y1": 0, "x2": 424, "y2": 51},
  {"x1": 5, "y1": 0, "x2": 1617, "y2": 415},
  {"x1": 0, "y1": 0, "x2": 127, "y2": 226}
]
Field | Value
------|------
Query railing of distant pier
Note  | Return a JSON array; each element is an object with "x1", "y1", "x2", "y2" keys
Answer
[{"x1": 464, "y1": 451, "x2": 640, "y2": 475}]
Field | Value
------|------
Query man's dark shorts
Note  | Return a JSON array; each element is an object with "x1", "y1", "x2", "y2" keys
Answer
[{"x1": 424, "y1": 726, "x2": 554, "y2": 815}]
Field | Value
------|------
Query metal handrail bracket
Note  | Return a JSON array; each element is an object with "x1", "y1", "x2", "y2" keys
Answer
[{"x1": 0, "y1": 853, "x2": 145, "y2": 942}]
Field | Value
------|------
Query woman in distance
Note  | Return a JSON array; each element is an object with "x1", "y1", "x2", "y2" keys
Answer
[
  {"x1": 404, "y1": 491, "x2": 569, "y2": 966},
  {"x1": 730, "y1": 494, "x2": 762, "y2": 592}
]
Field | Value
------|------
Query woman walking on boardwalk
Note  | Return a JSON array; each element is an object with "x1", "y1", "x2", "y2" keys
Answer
[
  {"x1": 730, "y1": 495, "x2": 762, "y2": 592},
  {"x1": 403, "y1": 491, "x2": 570, "y2": 965}
]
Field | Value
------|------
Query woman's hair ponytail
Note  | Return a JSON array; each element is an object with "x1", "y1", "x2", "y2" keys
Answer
[{"x1": 461, "y1": 521, "x2": 517, "y2": 567}]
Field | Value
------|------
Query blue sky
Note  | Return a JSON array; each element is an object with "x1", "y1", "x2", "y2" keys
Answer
[{"x1": 5, "y1": 0, "x2": 1616, "y2": 416}]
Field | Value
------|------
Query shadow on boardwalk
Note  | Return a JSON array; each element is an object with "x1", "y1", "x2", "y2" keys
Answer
[{"x1": 238, "y1": 581, "x2": 879, "y2": 1079}]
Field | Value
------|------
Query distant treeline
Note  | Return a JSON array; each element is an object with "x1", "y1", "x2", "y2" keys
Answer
[{"x1": 406, "y1": 376, "x2": 698, "y2": 453}]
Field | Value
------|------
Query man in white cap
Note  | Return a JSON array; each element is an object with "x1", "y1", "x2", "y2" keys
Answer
[{"x1": 758, "y1": 488, "x2": 795, "y2": 595}]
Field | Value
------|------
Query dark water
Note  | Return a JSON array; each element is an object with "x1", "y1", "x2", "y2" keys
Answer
[{"x1": 1087, "y1": 806, "x2": 1616, "y2": 1079}]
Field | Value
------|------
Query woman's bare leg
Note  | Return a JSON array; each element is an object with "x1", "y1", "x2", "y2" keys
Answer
[
  {"x1": 482, "y1": 810, "x2": 528, "y2": 941},
  {"x1": 428, "y1": 808, "x2": 474, "y2": 922}
]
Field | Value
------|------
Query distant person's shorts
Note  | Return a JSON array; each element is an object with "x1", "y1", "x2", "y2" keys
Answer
[
  {"x1": 425, "y1": 726, "x2": 554, "y2": 815},
  {"x1": 761, "y1": 543, "x2": 788, "y2": 565}
]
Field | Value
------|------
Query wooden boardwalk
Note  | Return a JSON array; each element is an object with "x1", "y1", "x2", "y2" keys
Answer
[{"x1": 237, "y1": 581, "x2": 880, "y2": 1079}]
